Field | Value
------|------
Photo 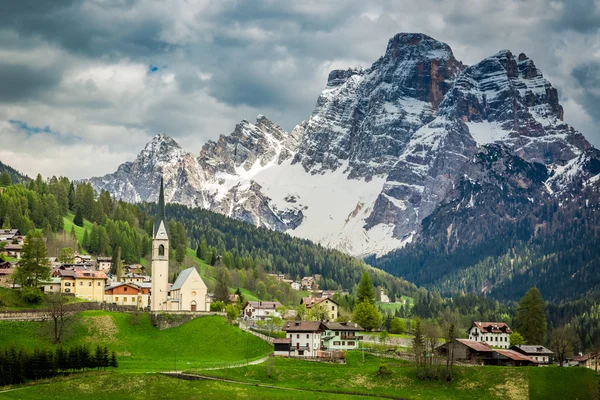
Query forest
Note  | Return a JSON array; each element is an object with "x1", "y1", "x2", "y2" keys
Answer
[{"x1": 1, "y1": 171, "x2": 600, "y2": 352}]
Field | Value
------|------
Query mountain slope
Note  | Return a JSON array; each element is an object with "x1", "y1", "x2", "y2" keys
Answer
[{"x1": 87, "y1": 33, "x2": 600, "y2": 263}]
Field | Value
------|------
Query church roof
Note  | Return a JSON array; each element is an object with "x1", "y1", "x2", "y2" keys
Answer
[
  {"x1": 171, "y1": 267, "x2": 197, "y2": 291},
  {"x1": 154, "y1": 220, "x2": 168, "y2": 240}
]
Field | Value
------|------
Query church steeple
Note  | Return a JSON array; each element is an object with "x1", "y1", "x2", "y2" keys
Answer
[{"x1": 154, "y1": 176, "x2": 167, "y2": 238}]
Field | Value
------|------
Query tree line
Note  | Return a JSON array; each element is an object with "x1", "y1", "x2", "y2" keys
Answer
[{"x1": 0, "y1": 345, "x2": 118, "y2": 386}]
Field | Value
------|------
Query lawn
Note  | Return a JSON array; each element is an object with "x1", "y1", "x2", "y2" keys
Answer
[
  {"x1": 196, "y1": 352, "x2": 599, "y2": 400},
  {"x1": 63, "y1": 212, "x2": 94, "y2": 245},
  {"x1": 0, "y1": 311, "x2": 272, "y2": 372},
  {"x1": 0, "y1": 287, "x2": 83, "y2": 311},
  {"x1": 0, "y1": 372, "x2": 373, "y2": 400}
]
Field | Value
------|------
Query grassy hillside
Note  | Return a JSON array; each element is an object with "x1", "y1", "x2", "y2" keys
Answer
[
  {"x1": 0, "y1": 373, "x2": 370, "y2": 400},
  {"x1": 197, "y1": 352, "x2": 599, "y2": 400},
  {"x1": 0, "y1": 311, "x2": 272, "y2": 372},
  {"x1": 63, "y1": 212, "x2": 94, "y2": 244}
]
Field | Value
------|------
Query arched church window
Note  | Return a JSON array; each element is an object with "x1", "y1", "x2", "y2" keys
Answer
[{"x1": 158, "y1": 244, "x2": 165, "y2": 256}]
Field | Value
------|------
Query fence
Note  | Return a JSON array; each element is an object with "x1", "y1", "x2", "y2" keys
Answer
[{"x1": 239, "y1": 322, "x2": 275, "y2": 344}]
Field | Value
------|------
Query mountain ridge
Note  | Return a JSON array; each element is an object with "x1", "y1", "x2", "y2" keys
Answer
[{"x1": 86, "y1": 32, "x2": 600, "y2": 261}]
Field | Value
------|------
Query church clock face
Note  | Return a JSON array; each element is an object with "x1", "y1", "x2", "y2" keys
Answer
[{"x1": 191, "y1": 291, "x2": 197, "y2": 297}]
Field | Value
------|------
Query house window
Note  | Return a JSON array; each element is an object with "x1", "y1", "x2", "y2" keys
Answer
[
  {"x1": 123, "y1": 297, "x2": 127, "y2": 302},
  {"x1": 97, "y1": 282, "x2": 101, "y2": 286},
  {"x1": 348, "y1": 341, "x2": 355, "y2": 346},
  {"x1": 306, "y1": 334, "x2": 309, "y2": 339},
  {"x1": 65, "y1": 282, "x2": 71, "y2": 286},
  {"x1": 332, "y1": 306, "x2": 334, "y2": 311},
  {"x1": 89, "y1": 282, "x2": 92, "y2": 287},
  {"x1": 115, "y1": 297, "x2": 119, "y2": 301},
  {"x1": 80, "y1": 282, "x2": 83, "y2": 286},
  {"x1": 495, "y1": 337, "x2": 498, "y2": 342},
  {"x1": 333, "y1": 341, "x2": 340, "y2": 345},
  {"x1": 124, "y1": 287, "x2": 128, "y2": 292},
  {"x1": 335, "y1": 332, "x2": 339, "y2": 336},
  {"x1": 342, "y1": 341, "x2": 345, "y2": 346},
  {"x1": 297, "y1": 334, "x2": 299, "y2": 339}
]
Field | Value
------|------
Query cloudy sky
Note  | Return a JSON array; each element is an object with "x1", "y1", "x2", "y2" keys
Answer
[{"x1": 0, "y1": 0, "x2": 599, "y2": 179}]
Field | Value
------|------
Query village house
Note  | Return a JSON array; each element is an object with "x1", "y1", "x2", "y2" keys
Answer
[
  {"x1": 74, "y1": 254, "x2": 92, "y2": 264},
  {"x1": 105, "y1": 282, "x2": 150, "y2": 308},
  {"x1": 283, "y1": 321, "x2": 326, "y2": 357},
  {"x1": 436, "y1": 339, "x2": 536, "y2": 366},
  {"x1": 510, "y1": 345, "x2": 554, "y2": 364},
  {"x1": 268, "y1": 273, "x2": 285, "y2": 282},
  {"x1": 488, "y1": 349, "x2": 536, "y2": 366},
  {"x1": 0, "y1": 229, "x2": 22, "y2": 244},
  {"x1": 42, "y1": 277, "x2": 62, "y2": 293},
  {"x1": 3, "y1": 243, "x2": 23, "y2": 260},
  {"x1": 467, "y1": 321, "x2": 512, "y2": 349},
  {"x1": 301, "y1": 275, "x2": 320, "y2": 291},
  {"x1": 301, "y1": 296, "x2": 339, "y2": 321},
  {"x1": 96, "y1": 256, "x2": 112, "y2": 272},
  {"x1": 321, "y1": 321, "x2": 363, "y2": 350},
  {"x1": 57, "y1": 269, "x2": 107, "y2": 301},
  {"x1": 123, "y1": 272, "x2": 150, "y2": 284},
  {"x1": 167, "y1": 267, "x2": 210, "y2": 312},
  {"x1": 243, "y1": 300, "x2": 282, "y2": 320},
  {"x1": 574, "y1": 352, "x2": 600, "y2": 370},
  {"x1": 0, "y1": 261, "x2": 15, "y2": 288},
  {"x1": 290, "y1": 282, "x2": 301, "y2": 291},
  {"x1": 436, "y1": 339, "x2": 495, "y2": 363}
]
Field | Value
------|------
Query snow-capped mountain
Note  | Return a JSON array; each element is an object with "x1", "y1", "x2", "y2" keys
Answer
[{"x1": 87, "y1": 33, "x2": 600, "y2": 258}]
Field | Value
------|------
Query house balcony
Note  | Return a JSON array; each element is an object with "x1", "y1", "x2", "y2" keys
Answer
[{"x1": 340, "y1": 334, "x2": 362, "y2": 340}]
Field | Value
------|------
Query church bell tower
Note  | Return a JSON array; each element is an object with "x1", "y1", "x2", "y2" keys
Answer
[{"x1": 150, "y1": 177, "x2": 169, "y2": 311}]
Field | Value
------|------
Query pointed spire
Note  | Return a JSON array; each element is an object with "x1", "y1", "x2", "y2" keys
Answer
[
  {"x1": 154, "y1": 175, "x2": 167, "y2": 237},
  {"x1": 158, "y1": 175, "x2": 166, "y2": 223}
]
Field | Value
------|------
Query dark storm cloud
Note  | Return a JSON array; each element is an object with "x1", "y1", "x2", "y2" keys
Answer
[
  {"x1": 572, "y1": 62, "x2": 600, "y2": 122},
  {"x1": 1, "y1": 0, "x2": 600, "y2": 179},
  {"x1": 0, "y1": 64, "x2": 63, "y2": 102},
  {"x1": 549, "y1": 0, "x2": 600, "y2": 34}
]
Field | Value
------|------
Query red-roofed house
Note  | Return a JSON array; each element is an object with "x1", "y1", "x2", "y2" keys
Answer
[
  {"x1": 435, "y1": 339, "x2": 494, "y2": 363},
  {"x1": 468, "y1": 321, "x2": 512, "y2": 349}
]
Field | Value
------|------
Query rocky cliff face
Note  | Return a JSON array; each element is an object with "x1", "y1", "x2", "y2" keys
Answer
[{"x1": 87, "y1": 33, "x2": 600, "y2": 258}]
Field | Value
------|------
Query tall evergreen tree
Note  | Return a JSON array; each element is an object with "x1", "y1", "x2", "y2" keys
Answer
[
  {"x1": 73, "y1": 205, "x2": 84, "y2": 227},
  {"x1": 515, "y1": 287, "x2": 547, "y2": 345},
  {"x1": 14, "y1": 230, "x2": 50, "y2": 288},
  {"x1": 357, "y1": 272, "x2": 376, "y2": 304},
  {"x1": 214, "y1": 268, "x2": 230, "y2": 303}
]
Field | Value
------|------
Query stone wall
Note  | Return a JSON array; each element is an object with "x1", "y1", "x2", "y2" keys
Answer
[{"x1": 149, "y1": 311, "x2": 226, "y2": 330}]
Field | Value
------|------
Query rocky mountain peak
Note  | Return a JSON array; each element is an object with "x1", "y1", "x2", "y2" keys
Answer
[{"x1": 199, "y1": 115, "x2": 300, "y2": 175}]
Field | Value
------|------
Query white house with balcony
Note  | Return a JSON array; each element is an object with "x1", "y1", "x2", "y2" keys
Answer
[
  {"x1": 467, "y1": 321, "x2": 512, "y2": 349},
  {"x1": 321, "y1": 322, "x2": 363, "y2": 350},
  {"x1": 243, "y1": 300, "x2": 282, "y2": 320},
  {"x1": 282, "y1": 321, "x2": 325, "y2": 357}
]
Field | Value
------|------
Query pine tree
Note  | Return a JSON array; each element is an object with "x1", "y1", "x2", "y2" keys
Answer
[
  {"x1": 70, "y1": 225, "x2": 77, "y2": 240},
  {"x1": 357, "y1": 272, "x2": 376, "y2": 304},
  {"x1": 0, "y1": 172, "x2": 12, "y2": 187},
  {"x1": 82, "y1": 229, "x2": 90, "y2": 251},
  {"x1": 115, "y1": 246, "x2": 123, "y2": 281},
  {"x1": 110, "y1": 351, "x2": 118, "y2": 368},
  {"x1": 14, "y1": 230, "x2": 51, "y2": 288},
  {"x1": 515, "y1": 287, "x2": 547, "y2": 345},
  {"x1": 73, "y1": 205, "x2": 84, "y2": 227}
]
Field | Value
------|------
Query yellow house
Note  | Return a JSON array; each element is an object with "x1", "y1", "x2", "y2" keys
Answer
[
  {"x1": 301, "y1": 297, "x2": 339, "y2": 321},
  {"x1": 73, "y1": 270, "x2": 107, "y2": 301},
  {"x1": 58, "y1": 269, "x2": 107, "y2": 302}
]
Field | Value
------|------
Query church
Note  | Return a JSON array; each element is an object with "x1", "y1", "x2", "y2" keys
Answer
[{"x1": 150, "y1": 178, "x2": 210, "y2": 312}]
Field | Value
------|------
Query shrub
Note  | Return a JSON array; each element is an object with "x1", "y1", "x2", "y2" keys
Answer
[
  {"x1": 21, "y1": 287, "x2": 43, "y2": 304},
  {"x1": 377, "y1": 362, "x2": 392, "y2": 376}
]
